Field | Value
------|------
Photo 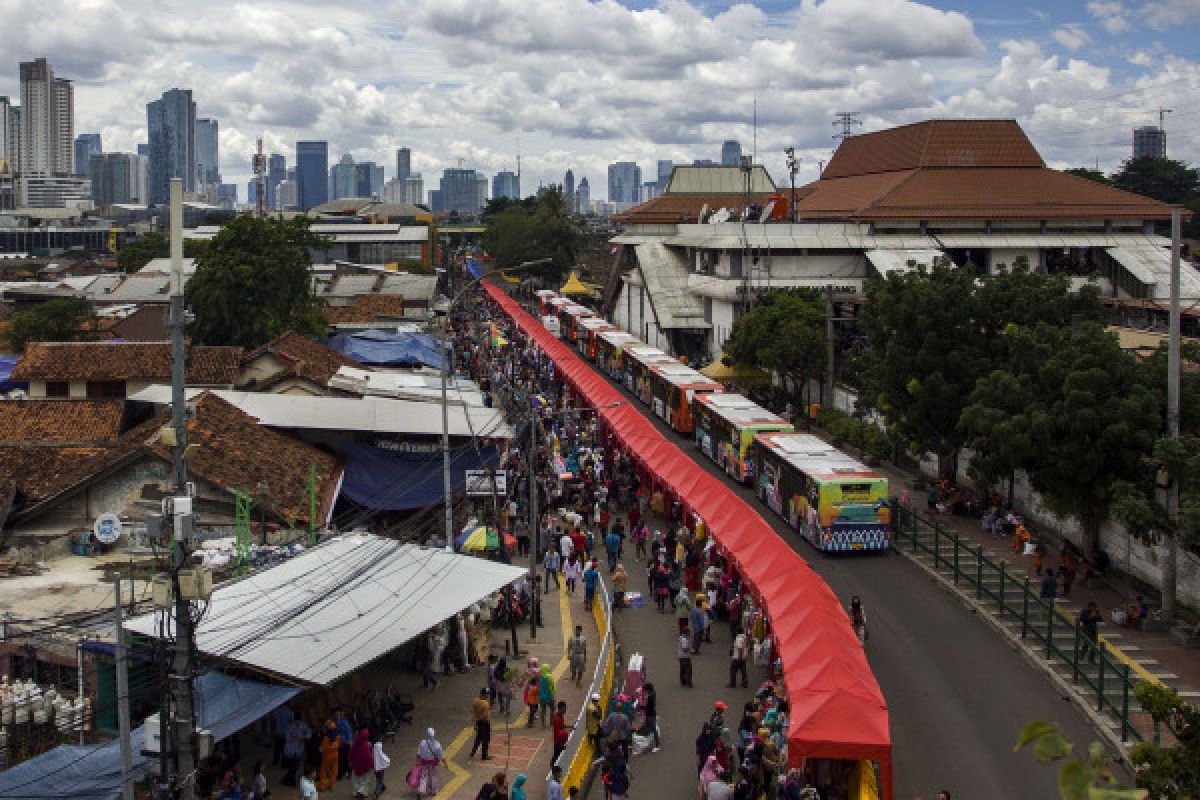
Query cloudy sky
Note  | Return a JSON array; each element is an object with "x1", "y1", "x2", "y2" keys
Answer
[{"x1": 1, "y1": 0, "x2": 1198, "y2": 202}]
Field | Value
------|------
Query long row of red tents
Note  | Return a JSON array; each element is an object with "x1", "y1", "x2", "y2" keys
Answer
[{"x1": 483, "y1": 283, "x2": 893, "y2": 798}]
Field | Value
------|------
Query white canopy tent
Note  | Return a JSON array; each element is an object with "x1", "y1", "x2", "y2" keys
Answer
[{"x1": 126, "y1": 536, "x2": 527, "y2": 686}]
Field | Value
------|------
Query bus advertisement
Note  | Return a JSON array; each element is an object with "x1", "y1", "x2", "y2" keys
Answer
[
  {"x1": 556, "y1": 303, "x2": 596, "y2": 342},
  {"x1": 623, "y1": 345, "x2": 677, "y2": 399},
  {"x1": 576, "y1": 316, "x2": 616, "y2": 359},
  {"x1": 692, "y1": 393, "x2": 793, "y2": 483},
  {"x1": 645, "y1": 363, "x2": 724, "y2": 434},
  {"x1": 751, "y1": 431, "x2": 891, "y2": 553},
  {"x1": 594, "y1": 330, "x2": 641, "y2": 374}
]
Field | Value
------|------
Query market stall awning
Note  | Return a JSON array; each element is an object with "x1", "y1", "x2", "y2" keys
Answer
[
  {"x1": 341, "y1": 441, "x2": 499, "y2": 511},
  {"x1": 699, "y1": 355, "x2": 771, "y2": 385},
  {"x1": 559, "y1": 271, "x2": 591, "y2": 295},
  {"x1": 125, "y1": 536, "x2": 526, "y2": 686}
]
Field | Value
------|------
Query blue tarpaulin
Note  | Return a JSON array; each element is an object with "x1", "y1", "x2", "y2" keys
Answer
[
  {"x1": 0, "y1": 355, "x2": 25, "y2": 392},
  {"x1": 327, "y1": 330, "x2": 445, "y2": 369},
  {"x1": 341, "y1": 441, "x2": 500, "y2": 511},
  {"x1": 0, "y1": 672, "x2": 297, "y2": 800},
  {"x1": 466, "y1": 258, "x2": 483, "y2": 278}
]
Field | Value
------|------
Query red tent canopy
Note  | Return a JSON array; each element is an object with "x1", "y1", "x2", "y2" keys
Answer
[{"x1": 483, "y1": 283, "x2": 893, "y2": 798}]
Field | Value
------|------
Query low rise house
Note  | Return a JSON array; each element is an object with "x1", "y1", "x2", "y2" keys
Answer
[{"x1": 238, "y1": 330, "x2": 363, "y2": 395}]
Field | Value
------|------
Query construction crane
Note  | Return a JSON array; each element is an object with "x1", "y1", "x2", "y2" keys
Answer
[{"x1": 252, "y1": 138, "x2": 267, "y2": 216}]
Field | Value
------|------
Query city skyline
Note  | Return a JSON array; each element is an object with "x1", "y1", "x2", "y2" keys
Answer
[{"x1": 0, "y1": 0, "x2": 1194, "y2": 203}]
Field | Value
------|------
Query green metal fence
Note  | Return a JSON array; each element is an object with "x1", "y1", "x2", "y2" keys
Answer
[{"x1": 894, "y1": 506, "x2": 1151, "y2": 744}]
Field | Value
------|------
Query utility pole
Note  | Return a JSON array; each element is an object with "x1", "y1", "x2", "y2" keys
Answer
[
  {"x1": 824, "y1": 285, "x2": 835, "y2": 406},
  {"x1": 441, "y1": 311, "x2": 454, "y2": 553},
  {"x1": 113, "y1": 576, "x2": 135, "y2": 800},
  {"x1": 167, "y1": 178, "x2": 198, "y2": 800},
  {"x1": 1164, "y1": 205, "x2": 1182, "y2": 621},
  {"x1": 784, "y1": 147, "x2": 798, "y2": 224},
  {"x1": 527, "y1": 405, "x2": 540, "y2": 641}
]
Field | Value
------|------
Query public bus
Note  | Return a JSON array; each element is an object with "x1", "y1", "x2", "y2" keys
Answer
[
  {"x1": 623, "y1": 345, "x2": 678, "y2": 400},
  {"x1": 692, "y1": 392, "x2": 794, "y2": 483},
  {"x1": 645, "y1": 362, "x2": 724, "y2": 434},
  {"x1": 535, "y1": 289, "x2": 560, "y2": 315},
  {"x1": 751, "y1": 431, "x2": 891, "y2": 553},
  {"x1": 576, "y1": 316, "x2": 616, "y2": 359},
  {"x1": 556, "y1": 303, "x2": 596, "y2": 342},
  {"x1": 594, "y1": 330, "x2": 641, "y2": 374}
]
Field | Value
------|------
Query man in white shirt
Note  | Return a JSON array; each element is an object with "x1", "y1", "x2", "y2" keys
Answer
[{"x1": 547, "y1": 765, "x2": 565, "y2": 800}]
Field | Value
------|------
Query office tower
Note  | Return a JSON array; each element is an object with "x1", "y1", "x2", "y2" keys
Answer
[
  {"x1": 355, "y1": 161, "x2": 384, "y2": 197},
  {"x1": 0, "y1": 97, "x2": 18, "y2": 173},
  {"x1": 266, "y1": 153, "x2": 286, "y2": 210},
  {"x1": 74, "y1": 133, "x2": 101, "y2": 179},
  {"x1": 195, "y1": 117, "x2": 220, "y2": 189},
  {"x1": 380, "y1": 178, "x2": 404, "y2": 203},
  {"x1": 564, "y1": 168, "x2": 575, "y2": 206},
  {"x1": 277, "y1": 178, "x2": 298, "y2": 210},
  {"x1": 90, "y1": 151, "x2": 148, "y2": 206},
  {"x1": 396, "y1": 147, "x2": 411, "y2": 185},
  {"x1": 137, "y1": 143, "x2": 149, "y2": 157},
  {"x1": 607, "y1": 161, "x2": 641, "y2": 205},
  {"x1": 19, "y1": 58, "x2": 75, "y2": 176},
  {"x1": 693, "y1": 159, "x2": 716, "y2": 166},
  {"x1": 575, "y1": 177, "x2": 590, "y2": 214},
  {"x1": 492, "y1": 171, "x2": 519, "y2": 200},
  {"x1": 217, "y1": 184, "x2": 237, "y2": 208},
  {"x1": 247, "y1": 180, "x2": 258, "y2": 209},
  {"x1": 428, "y1": 189, "x2": 443, "y2": 212},
  {"x1": 146, "y1": 88, "x2": 196, "y2": 204},
  {"x1": 295, "y1": 140, "x2": 329, "y2": 209},
  {"x1": 331, "y1": 154, "x2": 356, "y2": 199},
  {"x1": 1132, "y1": 126, "x2": 1166, "y2": 159},
  {"x1": 721, "y1": 140, "x2": 742, "y2": 167},
  {"x1": 405, "y1": 174, "x2": 424, "y2": 205},
  {"x1": 640, "y1": 181, "x2": 659, "y2": 202},
  {"x1": 656, "y1": 160, "x2": 673, "y2": 192},
  {"x1": 475, "y1": 173, "x2": 488, "y2": 211},
  {"x1": 439, "y1": 168, "x2": 483, "y2": 215}
]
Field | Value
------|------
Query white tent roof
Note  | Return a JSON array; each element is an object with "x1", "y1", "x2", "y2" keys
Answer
[
  {"x1": 125, "y1": 536, "x2": 528, "y2": 685},
  {"x1": 1107, "y1": 245, "x2": 1200, "y2": 300},
  {"x1": 865, "y1": 249, "x2": 944, "y2": 276}
]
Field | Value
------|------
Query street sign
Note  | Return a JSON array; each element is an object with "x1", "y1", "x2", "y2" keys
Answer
[
  {"x1": 465, "y1": 470, "x2": 506, "y2": 497},
  {"x1": 92, "y1": 512, "x2": 123, "y2": 544}
]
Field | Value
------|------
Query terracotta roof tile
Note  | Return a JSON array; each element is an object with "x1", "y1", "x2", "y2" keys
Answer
[
  {"x1": 613, "y1": 193, "x2": 781, "y2": 225},
  {"x1": 255, "y1": 330, "x2": 362, "y2": 385},
  {"x1": 822, "y1": 119, "x2": 1043, "y2": 179},
  {"x1": 0, "y1": 399, "x2": 125, "y2": 445},
  {"x1": 10, "y1": 342, "x2": 243, "y2": 384},
  {"x1": 324, "y1": 294, "x2": 407, "y2": 324}
]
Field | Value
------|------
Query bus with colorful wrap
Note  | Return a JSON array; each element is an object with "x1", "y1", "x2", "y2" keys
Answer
[
  {"x1": 751, "y1": 431, "x2": 892, "y2": 553},
  {"x1": 692, "y1": 392, "x2": 794, "y2": 483},
  {"x1": 622, "y1": 345, "x2": 678, "y2": 400},
  {"x1": 645, "y1": 362, "x2": 724, "y2": 434},
  {"x1": 576, "y1": 316, "x2": 616, "y2": 359},
  {"x1": 593, "y1": 329, "x2": 641, "y2": 375}
]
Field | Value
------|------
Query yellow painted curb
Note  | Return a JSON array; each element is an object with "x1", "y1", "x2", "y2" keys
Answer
[{"x1": 1052, "y1": 607, "x2": 1166, "y2": 688}]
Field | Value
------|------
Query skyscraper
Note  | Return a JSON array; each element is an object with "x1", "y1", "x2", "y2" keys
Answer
[
  {"x1": 439, "y1": 168, "x2": 484, "y2": 215},
  {"x1": 195, "y1": 117, "x2": 220, "y2": 190},
  {"x1": 1132, "y1": 126, "x2": 1166, "y2": 160},
  {"x1": 607, "y1": 161, "x2": 641, "y2": 205},
  {"x1": 1, "y1": 97, "x2": 20, "y2": 173},
  {"x1": 405, "y1": 174, "x2": 424, "y2": 205},
  {"x1": 564, "y1": 169, "x2": 575, "y2": 205},
  {"x1": 74, "y1": 133, "x2": 101, "y2": 179},
  {"x1": 721, "y1": 140, "x2": 742, "y2": 167},
  {"x1": 91, "y1": 151, "x2": 148, "y2": 206},
  {"x1": 19, "y1": 58, "x2": 74, "y2": 176},
  {"x1": 575, "y1": 176, "x2": 590, "y2": 214},
  {"x1": 332, "y1": 153, "x2": 356, "y2": 199},
  {"x1": 266, "y1": 153, "x2": 286, "y2": 211},
  {"x1": 295, "y1": 140, "x2": 329, "y2": 210},
  {"x1": 656, "y1": 160, "x2": 674, "y2": 192},
  {"x1": 396, "y1": 147, "x2": 411, "y2": 186},
  {"x1": 492, "y1": 171, "x2": 519, "y2": 200},
  {"x1": 355, "y1": 161, "x2": 384, "y2": 197},
  {"x1": 146, "y1": 88, "x2": 196, "y2": 204}
]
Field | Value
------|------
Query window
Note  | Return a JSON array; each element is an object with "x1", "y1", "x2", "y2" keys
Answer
[
  {"x1": 729, "y1": 251, "x2": 743, "y2": 279},
  {"x1": 86, "y1": 380, "x2": 126, "y2": 399},
  {"x1": 703, "y1": 298, "x2": 713, "y2": 323},
  {"x1": 46, "y1": 381, "x2": 69, "y2": 397}
]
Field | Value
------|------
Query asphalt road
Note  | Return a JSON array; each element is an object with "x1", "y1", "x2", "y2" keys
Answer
[{"x1": 591, "y1": 367, "x2": 1113, "y2": 800}]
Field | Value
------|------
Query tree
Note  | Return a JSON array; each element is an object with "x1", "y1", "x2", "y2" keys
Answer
[
  {"x1": 960, "y1": 369, "x2": 1037, "y2": 505},
  {"x1": 1065, "y1": 167, "x2": 1111, "y2": 185},
  {"x1": 184, "y1": 215, "x2": 329, "y2": 348},
  {"x1": 483, "y1": 187, "x2": 578, "y2": 282},
  {"x1": 116, "y1": 232, "x2": 208, "y2": 274},
  {"x1": 1111, "y1": 157, "x2": 1199, "y2": 206},
  {"x1": 6, "y1": 297, "x2": 97, "y2": 351},
  {"x1": 1015, "y1": 720, "x2": 1146, "y2": 799},
  {"x1": 1130, "y1": 682, "x2": 1200, "y2": 799},
  {"x1": 725, "y1": 289, "x2": 826, "y2": 403}
]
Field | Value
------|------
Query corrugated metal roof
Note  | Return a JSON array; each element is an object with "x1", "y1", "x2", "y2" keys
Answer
[
  {"x1": 664, "y1": 165, "x2": 776, "y2": 194},
  {"x1": 125, "y1": 536, "x2": 528, "y2": 685},
  {"x1": 1107, "y1": 246, "x2": 1200, "y2": 300}
]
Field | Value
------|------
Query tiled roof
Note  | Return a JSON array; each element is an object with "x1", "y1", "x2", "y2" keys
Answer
[
  {"x1": 11, "y1": 342, "x2": 243, "y2": 384},
  {"x1": 0, "y1": 444, "x2": 115, "y2": 503},
  {"x1": 0, "y1": 399, "x2": 125, "y2": 445},
  {"x1": 822, "y1": 119, "x2": 1044, "y2": 179},
  {"x1": 324, "y1": 294, "x2": 408, "y2": 324},
  {"x1": 613, "y1": 193, "x2": 780, "y2": 225},
  {"x1": 255, "y1": 330, "x2": 362, "y2": 384}
]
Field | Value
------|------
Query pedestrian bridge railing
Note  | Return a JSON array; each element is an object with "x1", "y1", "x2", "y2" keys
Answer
[{"x1": 894, "y1": 507, "x2": 1162, "y2": 745}]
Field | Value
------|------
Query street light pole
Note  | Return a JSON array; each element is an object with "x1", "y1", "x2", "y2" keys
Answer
[
  {"x1": 1164, "y1": 205, "x2": 1182, "y2": 622},
  {"x1": 528, "y1": 403, "x2": 540, "y2": 641}
]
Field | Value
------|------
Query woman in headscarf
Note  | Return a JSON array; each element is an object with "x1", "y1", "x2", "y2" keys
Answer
[
  {"x1": 510, "y1": 773, "x2": 528, "y2": 800},
  {"x1": 349, "y1": 728, "x2": 373, "y2": 798},
  {"x1": 695, "y1": 722, "x2": 718, "y2": 774},
  {"x1": 612, "y1": 563, "x2": 628, "y2": 609},
  {"x1": 698, "y1": 753, "x2": 721, "y2": 798},
  {"x1": 413, "y1": 728, "x2": 446, "y2": 799},
  {"x1": 537, "y1": 663, "x2": 556, "y2": 727}
]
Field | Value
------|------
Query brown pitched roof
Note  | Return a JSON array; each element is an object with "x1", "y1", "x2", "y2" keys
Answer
[
  {"x1": 794, "y1": 119, "x2": 1175, "y2": 222},
  {"x1": 10, "y1": 342, "x2": 243, "y2": 384},
  {"x1": 110, "y1": 306, "x2": 169, "y2": 342},
  {"x1": 253, "y1": 330, "x2": 362, "y2": 385},
  {"x1": 613, "y1": 193, "x2": 781, "y2": 225},
  {"x1": 0, "y1": 399, "x2": 125, "y2": 445},
  {"x1": 324, "y1": 294, "x2": 407, "y2": 324}
]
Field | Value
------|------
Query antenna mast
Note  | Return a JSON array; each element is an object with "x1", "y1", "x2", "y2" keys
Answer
[
  {"x1": 252, "y1": 138, "x2": 267, "y2": 216},
  {"x1": 832, "y1": 111, "x2": 863, "y2": 142}
]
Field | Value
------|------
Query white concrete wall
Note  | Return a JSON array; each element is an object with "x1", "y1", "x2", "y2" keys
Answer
[{"x1": 612, "y1": 278, "x2": 671, "y2": 353}]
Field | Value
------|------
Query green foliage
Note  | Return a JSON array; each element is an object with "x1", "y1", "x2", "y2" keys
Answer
[
  {"x1": 1130, "y1": 683, "x2": 1200, "y2": 800},
  {"x1": 184, "y1": 215, "x2": 329, "y2": 348},
  {"x1": 1065, "y1": 167, "x2": 1112, "y2": 185},
  {"x1": 961, "y1": 369, "x2": 1036, "y2": 492},
  {"x1": 116, "y1": 232, "x2": 208, "y2": 273},
  {"x1": 1111, "y1": 157, "x2": 1199, "y2": 206},
  {"x1": 725, "y1": 289, "x2": 826, "y2": 393},
  {"x1": 1015, "y1": 720, "x2": 1146, "y2": 800},
  {"x1": 5, "y1": 297, "x2": 97, "y2": 352},
  {"x1": 483, "y1": 188, "x2": 578, "y2": 282}
]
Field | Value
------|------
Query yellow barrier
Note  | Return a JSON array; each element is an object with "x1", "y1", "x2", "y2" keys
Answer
[{"x1": 561, "y1": 585, "x2": 618, "y2": 794}]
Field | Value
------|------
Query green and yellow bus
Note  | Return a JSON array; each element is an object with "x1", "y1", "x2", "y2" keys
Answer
[{"x1": 692, "y1": 392, "x2": 793, "y2": 483}]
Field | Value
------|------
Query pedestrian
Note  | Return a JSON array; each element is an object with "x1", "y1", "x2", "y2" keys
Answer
[
  {"x1": 371, "y1": 733, "x2": 391, "y2": 799},
  {"x1": 640, "y1": 682, "x2": 660, "y2": 752},
  {"x1": 563, "y1": 554, "x2": 581, "y2": 594},
  {"x1": 678, "y1": 629, "x2": 694, "y2": 687},
  {"x1": 583, "y1": 560, "x2": 600, "y2": 611},
  {"x1": 538, "y1": 663, "x2": 557, "y2": 727},
  {"x1": 548, "y1": 766, "x2": 565, "y2": 800},
  {"x1": 728, "y1": 632, "x2": 749, "y2": 689},
  {"x1": 603, "y1": 705, "x2": 633, "y2": 762},
  {"x1": 676, "y1": 587, "x2": 693, "y2": 634},
  {"x1": 413, "y1": 728, "x2": 446, "y2": 800},
  {"x1": 299, "y1": 768, "x2": 319, "y2": 800},
  {"x1": 1039, "y1": 568, "x2": 1058, "y2": 601},
  {"x1": 602, "y1": 759, "x2": 631, "y2": 800},
  {"x1": 317, "y1": 722, "x2": 339, "y2": 791},
  {"x1": 706, "y1": 770, "x2": 734, "y2": 800},
  {"x1": 350, "y1": 729, "x2": 373, "y2": 798},
  {"x1": 270, "y1": 704, "x2": 293, "y2": 767},
  {"x1": 470, "y1": 688, "x2": 493, "y2": 761},
  {"x1": 568, "y1": 624, "x2": 588, "y2": 687},
  {"x1": 586, "y1": 693, "x2": 604, "y2": 752},
  {"x1": 553, "y1": 701, "x2": 570, "y2": 763},
  {"x1": 633, "y1": 521, "x2": 648, "y2": 559},
  {"x1": 476, "y1": 771, "x2": 509, "y2": 800},
  {"x1": 652, "y1": 563, "x2": 671, "y2": 612},
  {"x1": 511, "y1": 773, "x2": 528, "y2": 800},
  {"x1": 282, "y1": 717, "x2": 311, "y2": 787},
  {"x1": 849, "y1": 596, "x2": 868, "y2": 645},
  {"x1": 1079, "y1": 601, "x2": 1103, "y2": 663},
  {"x1": 613, "y1": 563, "x2": 628, "y2": 610},
  {"x1": 605, "y1": 528, "x2": 622, "y2": 572},
  {"x1": 335, "y1": 710, "x2": 354, "y2": 780},
  {"x1": 250, "y1": 760, "x2": 267, "y2": 800},
  {"x1": 544, "y1": 547, "x2": 561, "y2": 592},
  {"x1": 494, "y1": 657, "x2": 514, "y2": 716},
  {"x1": 524, "y1": 676, "x2": 540, "y2": 727},
  {"x1": 691, "y1": 595, "x2": 708, "y2": 655}
]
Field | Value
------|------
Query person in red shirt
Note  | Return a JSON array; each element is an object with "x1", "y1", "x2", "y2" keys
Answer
[
  {"x1": 552, "y1": 701, "x2": 570, "y2": 764},
  {"x1": 569, "y1": 528, "x2": 587, "y2": 559}
]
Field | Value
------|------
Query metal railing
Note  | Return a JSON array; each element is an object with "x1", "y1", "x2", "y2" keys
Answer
[
  {"x1": 894, "y1": 507, "x2": 1157, "y2": 744},
  {"x1": 554, "y1": 577, "x2": 621, "y2": 794}
]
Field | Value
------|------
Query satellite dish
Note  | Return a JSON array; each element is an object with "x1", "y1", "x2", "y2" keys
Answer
[
  {"x1": 93, "y1": 512, "x2": 123, "y2": 545},
  {"x1": 759, "y1": 200, "x2": 776, "y2": 223},
  {"x1": 697, "y1": 204, "x2": 709, "y2": 223}
]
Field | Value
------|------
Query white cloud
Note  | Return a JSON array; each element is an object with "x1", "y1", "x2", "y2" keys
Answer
[
  {"x1": 1053, "y1": 25, "x2": 1093, "y2": 51},
  {"x1": 1142, "y1": 0, "x2": 1200, "y2": 28},
  {"x1": 1087, "y1": 0, "x2": 1132, "y2": 32}
]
